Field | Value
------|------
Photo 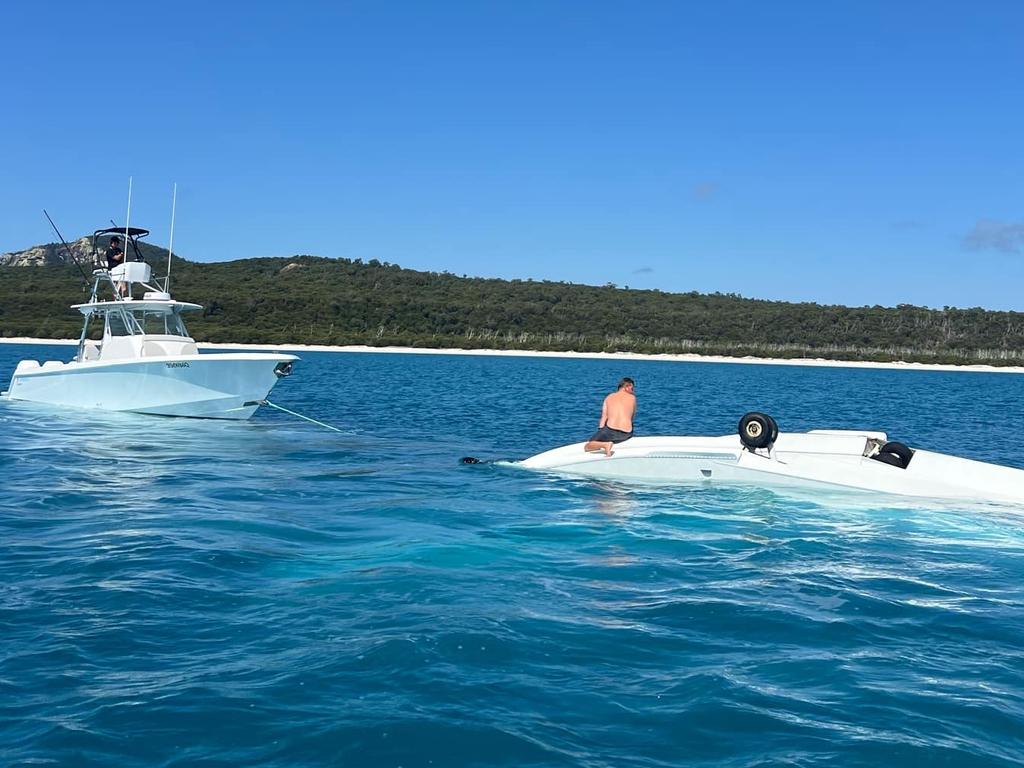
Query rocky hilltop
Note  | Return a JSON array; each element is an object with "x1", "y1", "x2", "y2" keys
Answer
[{"x1": 1, "y1": 237, "x2": 170, "y2": 267}]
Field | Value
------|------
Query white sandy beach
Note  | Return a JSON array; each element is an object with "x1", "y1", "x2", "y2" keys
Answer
[{"x1": 2, "y1": 337, "x2": 1023, "y2": 374}]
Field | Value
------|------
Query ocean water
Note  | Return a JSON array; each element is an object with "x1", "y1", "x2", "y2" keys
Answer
[{"x1": 2, "y1": 342, "x2": 1023, "y2": 767}]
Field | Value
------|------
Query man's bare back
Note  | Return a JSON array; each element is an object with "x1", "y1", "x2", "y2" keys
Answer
[
  {"x1": 584, "y1": 378, "x2": 637, "y2": 456},
  {"x1": 602, "y1": 389, "x2": 635, "y2": 433}
]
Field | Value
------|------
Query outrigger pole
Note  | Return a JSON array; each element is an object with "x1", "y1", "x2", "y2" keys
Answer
[
  {"x1": 122, "y1": 177, "x2": 133, "y2": 301},
  {"x1": 42, "y1": 209, "x2": 91, "y2": 288},
  {"x1": 166, "y1": 183, "x2": 177, "y2": 293}
]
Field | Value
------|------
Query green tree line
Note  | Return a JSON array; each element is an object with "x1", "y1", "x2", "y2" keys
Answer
[{"x1": 2, "y1": 253, "x2": 1024, "y2": 365}]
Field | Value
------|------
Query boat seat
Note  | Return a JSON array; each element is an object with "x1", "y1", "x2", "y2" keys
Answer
[
  {"x1": 143, "y1": 341, "x2": 170, "y2": 357},
  {"x1": 140, "y1": 339, "x2": 198, "y2": 357},
  {"x1": 81, "y1": 341, "x2": 101, "y2": 361}
]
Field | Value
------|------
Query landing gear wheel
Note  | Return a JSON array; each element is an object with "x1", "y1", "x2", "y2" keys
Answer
[
  {"x1": 871, "y1": 441, "x2": 914, "y2": 469},
  {"x1": 872, "y1": 451, "x2": 904, "y2": 467},
  {"x1": 739, "y1": 412, "x2": 776, "y2": 450}
]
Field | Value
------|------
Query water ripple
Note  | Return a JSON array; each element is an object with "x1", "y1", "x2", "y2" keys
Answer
[{"x1": 2, "y1": 345, "x2": 1023, "y2": 766}]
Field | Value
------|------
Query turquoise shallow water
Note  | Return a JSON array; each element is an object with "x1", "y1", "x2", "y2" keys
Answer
[{"x1": 2, "y1": 343, "x2": 1023, "y2": 767}]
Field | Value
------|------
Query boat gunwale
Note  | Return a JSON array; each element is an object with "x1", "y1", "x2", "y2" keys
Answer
[{"x1": 12, "y1": 351, "x2": 299, "y2": 377}]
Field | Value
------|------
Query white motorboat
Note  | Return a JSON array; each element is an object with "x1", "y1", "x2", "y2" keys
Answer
[
  {"x1": 512, "y1": 412, "x2": 1024, "y2": 505},
  {"x1": 1, "y1": 226, "x2": 297, "y2": 420}
]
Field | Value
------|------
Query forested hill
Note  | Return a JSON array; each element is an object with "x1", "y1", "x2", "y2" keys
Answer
[{"x1": 2, "y1": 254, "x2": 1024, "y2": 365}]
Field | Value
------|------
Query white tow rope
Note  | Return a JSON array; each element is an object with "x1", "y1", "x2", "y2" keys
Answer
[{"x1": 261, "y1": 399, "x2": 346, "y2": 433}]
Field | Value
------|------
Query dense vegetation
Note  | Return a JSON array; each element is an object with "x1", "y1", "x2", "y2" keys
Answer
[{"x1": 2, "y1": 253, "x2": 1024, "y2": 365}]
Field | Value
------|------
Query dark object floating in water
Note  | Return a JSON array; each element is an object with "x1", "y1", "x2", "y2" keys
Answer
[{"x1": 460, "y1": 456, "x2": 482, "y2": 464}]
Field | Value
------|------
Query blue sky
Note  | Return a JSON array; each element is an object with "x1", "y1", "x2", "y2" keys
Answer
[{"x1": 2, "y1": 1, "x2": 1023, "y2": 310}]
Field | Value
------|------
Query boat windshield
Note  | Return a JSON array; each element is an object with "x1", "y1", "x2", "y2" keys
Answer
[
  {"x1": 106, "y1": 311, "x2": 137, "y2": 337},
  {"x1": 133, "y1": 309, "x2": 189, "y2": 337},
  {"x1": 105, "y1": 309, "x2": 189, "y2": 337}
]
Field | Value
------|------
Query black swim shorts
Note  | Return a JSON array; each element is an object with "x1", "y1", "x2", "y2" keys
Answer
[{"x1": 589, "y1": 426, "x2": 634, "y2": 444}]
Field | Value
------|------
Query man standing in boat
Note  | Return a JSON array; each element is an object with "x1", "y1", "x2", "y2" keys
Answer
[
  {"x1": 105, "y1": 235, "x2": 124, "y2": 269},
  {"x1": 584, "y1": 377, "x2": 636, "y2": 456},
  {"x1": 104, "y1": 235, "x2": 128, "y2": 298}
]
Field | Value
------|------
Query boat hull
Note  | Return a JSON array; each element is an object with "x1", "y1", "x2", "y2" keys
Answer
[
  {"x1": 518, "y1": 432, "x2": 1024, "y2": 504},
  {"x1": 3, "y1": 353, "x2": 297, "y2": 420}
]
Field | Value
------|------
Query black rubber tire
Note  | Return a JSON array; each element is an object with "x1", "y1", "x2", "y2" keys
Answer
[
  {"x1": 883, "y1": 441, "x2": 914, "y2": 468},
  {"x1": 872, "y1": 451, "x2": 905, "y2": 467},
  {"x1": 871, "y1": 441, "x2": 914, "y2": 469},
  {"x1": 766, "y1": 415, "x2": 780, "y2": 444},
  {"x1": 739, "y1": 412, "x2": 775, "y2": 450}
]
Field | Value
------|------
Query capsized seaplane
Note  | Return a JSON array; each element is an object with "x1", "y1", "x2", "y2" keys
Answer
[
  {"x1": 2, "y1": 226, "x2": 297, "y2": 419},
  {"x1": 499, "y1": 412, "x2": 1024, "y2": 505}
]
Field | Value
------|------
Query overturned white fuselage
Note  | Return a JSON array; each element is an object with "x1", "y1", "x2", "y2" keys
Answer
[{"x1": 519, "y1": 428, "x2": 1024, "y2": 505}]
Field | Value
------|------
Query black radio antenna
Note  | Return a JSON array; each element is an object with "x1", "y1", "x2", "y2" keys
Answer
[{"x1": 43, "y1": 209, "x2": 90, "y2": 287}]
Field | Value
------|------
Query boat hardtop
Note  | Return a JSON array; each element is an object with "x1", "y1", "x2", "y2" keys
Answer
[{"x1": 71, "y1": 296, "x2": 202, "y2": 313}]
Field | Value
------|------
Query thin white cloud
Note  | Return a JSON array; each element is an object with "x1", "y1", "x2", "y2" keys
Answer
[
  {"x1": 891, "y1": 219, "x2": 925, "y2": 231},
  {"x1": 693, "y1": 182, "x2": 718, "y2": 201},
  {"x1": 963, "y1": 218, "x2": 1024, "y2": 254}
]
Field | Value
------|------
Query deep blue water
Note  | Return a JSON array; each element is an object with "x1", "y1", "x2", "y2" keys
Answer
[{"x1": 2, "y1": 342, "x2": 1023, "y2": 767}]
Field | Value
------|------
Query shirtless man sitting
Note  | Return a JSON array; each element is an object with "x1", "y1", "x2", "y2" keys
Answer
[{"x1": 584, "y1": 377, "x2": 636, "y2": 457}]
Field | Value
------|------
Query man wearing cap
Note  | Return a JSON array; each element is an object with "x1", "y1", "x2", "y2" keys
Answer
[
  {"x1": 105, "y1": 236, "x2": 129, "y2": 297},
  {"x1": 105, "y1": 236, "x2": 125, "y2": 270}
]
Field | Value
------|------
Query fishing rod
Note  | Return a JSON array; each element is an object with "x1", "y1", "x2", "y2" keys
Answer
[{"x1": 42, "y1": 209, "x2": 90, "y2": 288}]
